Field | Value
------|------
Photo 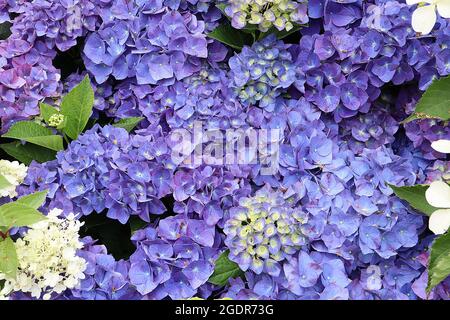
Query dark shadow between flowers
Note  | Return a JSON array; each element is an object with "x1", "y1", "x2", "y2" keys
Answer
[
  {"x1": 159, "y1": 194, "x2": 176, "y2": 219},
  {"x1": 79, "y1": 213, "x2": 136, "y2": 260},
  {"x1": 53, "y1": 39, "x2": 85, "y2": 81},
  {"x1": 0, "y1": 146, "x2": 13, "y2": 162},
  {"x1": 79, "y1": 195, "x2": 176, "y2": 260},
  {"x1": 0, "y1": 21, "x2": 12, "y2": 40}
]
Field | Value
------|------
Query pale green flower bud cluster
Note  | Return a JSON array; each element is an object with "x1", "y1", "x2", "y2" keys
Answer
[
  {"x1": 0, "y1": 209, "x2": 87, "y2": 300},
  {"x1": 224, "y1": 0, "x2": 309, "y2": 32},
  {"x1": 0, "y1": 160, "x2": 28, "y2": 198},
  {"x1": 224, "y1": 186, "x2": 308, "y2": 275},
  {"x1": 48, "y1": 113, "x2": 65, "y2": 127}
]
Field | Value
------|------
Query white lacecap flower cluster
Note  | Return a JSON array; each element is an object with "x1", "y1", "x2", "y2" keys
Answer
[
  {"x1": 0, "y1": 160, "x2": 28, "y2": 198},
  {"x1": 0, "y1": 209, "x2": 87, "y2": 300}
]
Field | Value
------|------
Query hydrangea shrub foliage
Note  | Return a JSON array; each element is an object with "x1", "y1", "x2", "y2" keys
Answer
[{"x1": 0, "y1": 0, "x2": 449, "y2": 300}]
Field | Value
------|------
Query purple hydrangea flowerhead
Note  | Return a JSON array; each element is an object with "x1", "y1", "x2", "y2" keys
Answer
[
  {"x1": 224, "y1": 185, "x2": 308, "y2": 276},
  {"x1": 229, "y1": 34, "x2": 296, "y2": 111},
  {"x1": 0, "y1": 0, "x2": 105, "y2": 129},
  {"x1": 279, "y1": 97, "x2": 425, "y2": 264},
  {"x1": 404, "y1": 119, "x2": 450, "y2": 160},
  {"x1": 291, "y1": 0, "x2": 450, "y2": 121},
  {"x1": 224, "y1": 0, "x2": 309, "y2": 32},
  {"x1": 345, "y1": 147, "x2": 424, "y2": 259},
  {"x1": 0, "y1": 0, "x2": 19, "y2": 23},
  {"x1": 424, "y1": 160, "x2": 450, "y2": 185},
  {"x1": 111, "y1": 65, "x2": 244, "y2": 130},
  {"x1": 18, "y1": 125, "x2": 171, "y2": 224},
  {"x1": 0, "y1": 39, "x2": 61, "y2": 131},
  {"x1": 67, "y1": 237, "x2": 139, "y2": 300},
  {"x1": 128, "y1": 220, "x2": 220, "y2": 299},
  {"x1": 83, "y1": 2, "x2": 226, "y2": 85},
  {"x1": 163, "y1": 67, "x2": 243, "y2": 129},
  {"x1": 346, "y1": 236, "x2": 450, "y2": 300},
  {"x1": 276, "y1": 98, "x2": 336, "y2": 176},
  {"x1": 10, "y1": 0, "x2": 100, "y2": 51},
  {"x1": 222, "y1": 250, "x2": 352, "y2": 300}
]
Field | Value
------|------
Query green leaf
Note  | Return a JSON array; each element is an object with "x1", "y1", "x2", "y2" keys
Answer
[
  {"x1": 403, "y1": 75, "x2": 450, "y2": 123},
  {"x1": 0, "y1": 238, "x2": 18, "y2": 279},
  {"x1": 268, "y1": 24, "x2": 303, "y2": 40},
  {"x1": 214, "y1": 4, "x2": 257, "y2": 39},
  {"x1": 0, "y1": 174, "x2": 12, "y2": 191},
  {"x1": 0, "y1": 202, "x2": 46, "y2": 228},
  {"x1": 216, "y1": 3, "x2": 227, "y2": 14},
  {"x1": 16, "y1": 190, "x2": 48, "y2": 209},
  {"x1": 427, "y1": 232, "x2": 450, "y2": 292},
  {"x1": 208, "y1": 250, "x2": 244, "y2": 286},
  {"x1": 208, "y1": 22, "x2": 253, "y2": 51},
  {"x1": 390, "y1": 184, "x2": 438, "y2": 216},
  {"x1": 39, "y1": 102, "x2": 59, "y2": 123},
  {"x1": 2, "y1": 121, "x2": 64, "y2": 151},
  {"x1": 60, "y1": 75, "x2": 94, "y2": 140},
  {"x1": 240, "y1": 24, "x2": 259, "y2": 40},
  {"x1": 129, "y1": 216, "x2": 148, "y2": 234},
  {"x1": 0, "y1": 142, "x2": 56, "y2": 165},
  {"x1": 113, "y1": 117, "x2": 145, "y2": 132},
  {"x1": 0, "y1": 21, "x2": 11, "y2": 40}
]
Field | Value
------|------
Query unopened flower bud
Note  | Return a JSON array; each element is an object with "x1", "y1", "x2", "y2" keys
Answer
[{"x1": 48, "y1": 114, "x2": 65, "y2": 127}]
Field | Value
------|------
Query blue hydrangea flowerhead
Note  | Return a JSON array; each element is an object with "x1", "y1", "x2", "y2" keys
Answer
[
  {"x1": 229, "y1": 34, "x2": 296, "y2": 111},
  {"x1": 123, "y1": 65, "x2": 245, "y2": 130},
  {"x1": 9, "y1": 0, "x2": 99, "y2": 51},
  {"x1": 224, "y1": 185, "x2": 308, "y2": 276},
  {"x1": 128, "y1": 220, "x2": 220, "y2": 300},
  {"x1": 18, "y1": 124, "x2": 171, "y2": 224},
  {"x1": 0, "y1": 38, "x2": 61, "y2": 131},
  {"x1": 82, "y1": 2, "x2": 226, "y2": 85},
  {"x1": 291, "y1": 0, "x2": 450, "y2": 122},
  {"x1": 67, "y1": 237, "x2": 139, "y2": 300}
]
